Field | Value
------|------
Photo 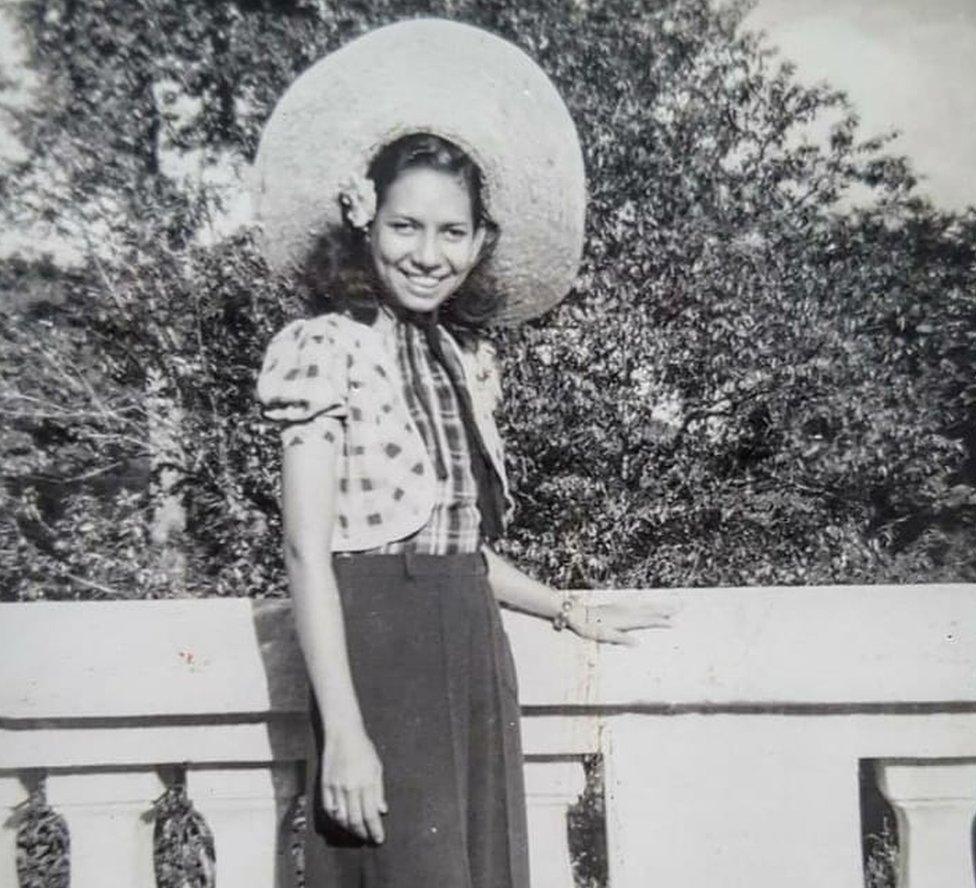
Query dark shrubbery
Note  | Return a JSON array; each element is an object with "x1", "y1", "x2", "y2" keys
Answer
[
  {"x1": 1, "y1": 238, "x2": 297, "y2": 599},
  {"x1": 2, "y1": 0, "x2": 974, "y2": 603}
]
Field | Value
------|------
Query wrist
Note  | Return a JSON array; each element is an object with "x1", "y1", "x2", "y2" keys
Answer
[
  {"x1": 552, "y1": 592, "x2": 584, "y2": 632},
  {"x1": 565, "y1": 599, "x2": 588, "y2": 635},
  {"x1": 315, "y1": 692, "x2": 366, "y2": 737},
  {"x1": 324, "y1": 716, "x2": 368, "y2": 743}
]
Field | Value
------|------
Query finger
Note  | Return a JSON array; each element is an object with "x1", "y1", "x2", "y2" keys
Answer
[
  {"x1": 636, "y1": 601, "x2": 679, "y2": 623},
  {"x1": 322, "y1": 781, "x2": 338, "y2": 819},
  {"x1": 582, "y1": 621, "x2": 636, "y2": 646},
  {"x1": 602, "y1": 614, "x2": 669, "y2": 630},
  {"x1": 604, "y1": 627, "x2": 640, "y2": 647},
  {"x1": 624, "y1": 616, "x2": 671, "y2": 630},
  {"x1": 343, "y1": 787, "x2": 367, "y2": 840},
  {"x1": 330, "y1": 784, "x2": 347, "y2": 826},
  {"x1": 607, "y1": 604, "x2": 673, "y2": 630},
  {"x1": 378, "y1": 774, "x2": 389, "y2": 815},
  {"x1": 638, "y1": 603, "x2": 676, "y2": 625},
  {"x1": 362, "y1": 784, "x2": 386, "y2": 844}
]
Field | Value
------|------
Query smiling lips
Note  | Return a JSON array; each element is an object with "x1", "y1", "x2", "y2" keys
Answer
[{"x1": 401, "y1": 270, "x2": 446, "y2": 293}]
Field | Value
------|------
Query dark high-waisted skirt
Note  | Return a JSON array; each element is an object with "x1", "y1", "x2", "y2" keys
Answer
[{"x1": 302, "y1": 552, "x2": 530, "y2": 888}]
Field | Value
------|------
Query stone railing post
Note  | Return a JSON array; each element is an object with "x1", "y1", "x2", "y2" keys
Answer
[
  {"x1": 186, "y1": 762, "x2": 301, "y2": 888},
  {"x1": 44, "y1": 769, "x2": 165, "y2": 888},
  {"x1": 875, "y1": 759, "x2": 976, "y2": 888},
  {"x1": 524, "y1": 760, "x2": 587, "y2": 888},
  {"x1": 0, "y1": 773, "x2": 30, "y2": 888}
]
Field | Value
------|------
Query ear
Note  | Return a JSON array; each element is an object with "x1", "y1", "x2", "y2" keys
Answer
[
  {"x1": 363, "y1": 219, "x2": 378, "y2": 255},
  {"x1": 470, "y1": 224, "x2": 492, "y2": 263}
]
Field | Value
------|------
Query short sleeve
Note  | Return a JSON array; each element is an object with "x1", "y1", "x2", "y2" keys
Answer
[{"x1": 256, "y1": 318, "x2": 349, "y2": 430}]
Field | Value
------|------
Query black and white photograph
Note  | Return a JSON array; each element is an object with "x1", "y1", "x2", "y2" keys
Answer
[{"x1": 1, "y1": 1, "x2": 974, "y2": 887}]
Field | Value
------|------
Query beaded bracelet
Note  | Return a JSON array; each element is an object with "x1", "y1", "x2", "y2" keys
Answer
[{"x1": 552, "y1": 594, "x2": 576, "y2": 632}]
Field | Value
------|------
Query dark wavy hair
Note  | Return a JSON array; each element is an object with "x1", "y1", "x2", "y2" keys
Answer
[{"x1": 301, "y1": 133, "x2": 501, "y2": 329}]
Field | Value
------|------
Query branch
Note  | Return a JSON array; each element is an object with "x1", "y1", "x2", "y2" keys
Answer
[
  {"x1": 64, "y1": 571, "x2": 126, "y2": 598},
  {"x1": 668, "y1": 384, "x2": 778, "y2": 451}
]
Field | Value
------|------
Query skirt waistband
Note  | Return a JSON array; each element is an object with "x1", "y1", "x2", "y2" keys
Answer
[{"x1": 332, "y1": 551, "x2": 488, "y2": 578}]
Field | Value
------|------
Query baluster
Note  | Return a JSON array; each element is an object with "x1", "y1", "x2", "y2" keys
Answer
[
  {"x1": 1, "y1": 773, "x2": 31, "y2": 887},
  {"x1": 875, "y1": 760, "x2": 976, "y2": 888},
  {"x1": 524, "y1": 760, "x2": 586, "y2": 888},
  {"x1": 45, "y1": 769, "x2": 164, "y2": 888},
  {"x1": 186, "y1": 762, "x2": 301, "y2": 888}
]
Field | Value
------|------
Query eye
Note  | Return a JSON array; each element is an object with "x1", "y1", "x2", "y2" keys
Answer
[
  {"x1": 443, "y1": 227, "x2": 468, "y2": 241},
  {"x1": 388, "y1": 219, "x2": 415, "y2": 233}
]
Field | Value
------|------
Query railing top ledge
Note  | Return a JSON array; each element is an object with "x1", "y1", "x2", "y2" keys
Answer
[
  {"x1": 2, "y1": 583, "x2": 974, "y2": 723},
  {"x1": 2, "y1": 598, "x2": 305, "y2": 722}
]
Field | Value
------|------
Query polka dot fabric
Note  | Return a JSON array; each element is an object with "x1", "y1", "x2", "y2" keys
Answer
[
  {"x1": 257, "y1": 313, "x2": 511, "y2": 552},
  {"x1": 257, "y1": 316, "x2": 349, "y2": 428}
]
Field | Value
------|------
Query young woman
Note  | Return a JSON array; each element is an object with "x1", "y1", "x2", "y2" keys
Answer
[{"x1": 254, "y1": 21, "x2": 671, "y2": 888}]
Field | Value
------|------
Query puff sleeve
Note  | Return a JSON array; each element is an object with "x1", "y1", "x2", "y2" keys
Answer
[{"x1": 256, "y1": 318, "x2": 348, "y2": 444}]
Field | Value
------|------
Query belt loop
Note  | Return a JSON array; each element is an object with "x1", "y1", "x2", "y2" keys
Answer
[{"x1": 404, "y1": 550, "x2": 417, "y2": 579}]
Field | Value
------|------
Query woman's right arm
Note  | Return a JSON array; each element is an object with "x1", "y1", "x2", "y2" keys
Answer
[{"x1": 281, "y1": 426, "x2": 387, "y2": 844}]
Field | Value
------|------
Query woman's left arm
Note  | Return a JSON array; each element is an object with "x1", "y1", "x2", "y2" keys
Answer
[{"x1": 482, "y1": 547, "x2": 671, "y2": 646}]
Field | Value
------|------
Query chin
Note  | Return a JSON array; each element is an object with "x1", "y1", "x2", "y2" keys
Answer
[
  {"x1": 389, "y1": 293, "x2": 439, "y2": 313},
  {"x1": 390, "y1": 284, "x2": 456, "y2": 314}
]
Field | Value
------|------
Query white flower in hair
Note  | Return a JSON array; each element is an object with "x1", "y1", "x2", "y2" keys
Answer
[{"x1": 338, "y1": 173, "x2": 377, "y2": 231}]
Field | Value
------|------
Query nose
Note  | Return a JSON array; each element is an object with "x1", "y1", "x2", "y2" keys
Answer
[{"x1": 410, "y1": 231, "x2": 441, "y2": 272}]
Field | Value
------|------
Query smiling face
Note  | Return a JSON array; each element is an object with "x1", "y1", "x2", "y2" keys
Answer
[{"x1": 368, "y1": 166, "x2": 487, "y2": 315}]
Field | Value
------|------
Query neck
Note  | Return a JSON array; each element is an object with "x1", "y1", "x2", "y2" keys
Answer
[{"x1": 377, "y1": 298, "x2": 440, "y2": 328}]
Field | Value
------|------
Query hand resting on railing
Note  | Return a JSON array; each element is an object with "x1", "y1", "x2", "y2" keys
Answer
[{"x1": 481, "y1": 547, "x2": 675, "y2": 645}]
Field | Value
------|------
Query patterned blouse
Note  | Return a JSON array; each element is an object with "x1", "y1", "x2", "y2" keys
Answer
[{"x1": 256, "y1": 308, "x2": 511, "y2": 553}]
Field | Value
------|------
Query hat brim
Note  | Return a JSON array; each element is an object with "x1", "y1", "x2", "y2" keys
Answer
[{"x1": 252, "y1": 18, "x2": 587, "y2": 326}]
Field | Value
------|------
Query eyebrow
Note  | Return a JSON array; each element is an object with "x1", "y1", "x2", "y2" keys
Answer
[{"x1": 386, "y1": 213, "x2": 471, "y2": 229}]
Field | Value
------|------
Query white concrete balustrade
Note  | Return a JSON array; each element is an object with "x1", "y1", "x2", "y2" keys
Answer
[{"x1": 1, "y1": 583, "x2": 974, "y2": 888}]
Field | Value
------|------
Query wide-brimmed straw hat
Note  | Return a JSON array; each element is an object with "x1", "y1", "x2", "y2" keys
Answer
[{"x1": 252, "y1": 18, "x2": 586, "y2": 326}]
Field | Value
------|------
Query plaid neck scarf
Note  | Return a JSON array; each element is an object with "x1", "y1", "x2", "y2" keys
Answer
[{"x1": 412, "y1": 311, "x2": 506, "y2": 542}]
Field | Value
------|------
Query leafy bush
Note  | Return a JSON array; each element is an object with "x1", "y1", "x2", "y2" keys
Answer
[
  {"x1": 1, "y1": 238, "x2": 297, "y2": 599},
  {"x1": 14, "y1": 783, "x2": 69, "y2": 888},
  {"x1": 153, "y1": 782, "x2": 215, "y2": 888},
  {"x1": 1, "y1": 0, "x2": 974, "y2": 604}
]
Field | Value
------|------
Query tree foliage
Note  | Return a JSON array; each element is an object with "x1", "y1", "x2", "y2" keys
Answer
[{"x1": 1, "y1": 0, "x2": 974, "y2": 602}]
